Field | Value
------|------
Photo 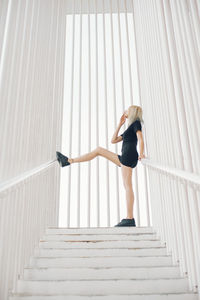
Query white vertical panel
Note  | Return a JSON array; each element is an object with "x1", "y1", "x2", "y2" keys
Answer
[
  {"x1": 109, "y1": 0, "x2": 120, "y2": 222},
  {"x1": 94, "y1": 0, "x2": 100, "y2": 227},
  {"x1": 133, "y1": 0, "x2": 200, "y2": 294},
  {"x1": 87, "y1": 0, "x2": 92, "y2": 227},
  {"x1": 102, "y1": 0, "x2": 110, "y2": 226},
  {"x1": 0, "y1": 0, "x2": 65, "y2": 297}
]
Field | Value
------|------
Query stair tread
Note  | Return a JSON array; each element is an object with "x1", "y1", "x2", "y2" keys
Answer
[{"x1": 10, "y1": 227, "x2": 197, "y2": 300}]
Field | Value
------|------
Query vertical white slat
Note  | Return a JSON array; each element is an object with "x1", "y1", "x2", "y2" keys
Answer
[
  {"x1": 102, "y1": 0, "x2": 110, "y2": 226},
  {"x1": 13, "y1": 187, "x2": 24, "y2": 291},
  {"x1": 87, "y1": 0, "x2": 91, "y2": 227},
  {"x1": 48, "y1": 0, "x2": 58, "y2": 158},
  {"x1": 116, "y1": 0, "x2": 125, "y2": 112},
  {"x1": 0, "y1": 1, "x2": 9, "y2": 59},
  {"x1": 24, "y1": 0, "x2": 40, "y2": 171},
  {"x1": 23, "y1": 0, "x2": 37, "y2": 168},
  {"x1": 131, "y1": 0, "x2": 150, "y2": 226},
  {"x1": 124, "y1": 0, "x2": 133, "y2": 102},
  {"x1": 188, "y1": 0, "x2": 200, "y2": 58},
  {"x1": 109, "y1": 0, "x2": 120, "y2": 222},
  {"x1": 5, "y1": 186, "x2": 16, "y2": 296},
  {"x1": 0, "y1": 0, "x2": 12, "y2": 99},
  {"x1": 1, "y1": 0, "x2": 21, "y2": 180},
  {"x1": 125, "y1": 0, "x2": 141, "y2": 225},
  {"x1": 180, "y1": 183, "x2": 198, "y2": 291},
  {"x1": 132, "y1": 1, "x2": 152, "y2": 229},
  {"x1": 67, "y1": 0, "x2": 75, "y2": 227},
  {"x1": 77, "y1": 0, "x2": 83, "y2": 227},
  {"x1": 29, "y1": 0, "x2": 42, "y2": 168},
  {"x1": 95, "y1": 0, "x2": 100, "y2": 227},
  {"x1": 55, "y1": 1, "x2": 67, "y2": 227},
  {"x1": 132, "y1": 1, "x2": 150, "y2": 227},
  {"x1": 187, "y1": 185, "x2": 200, "y2": 291}
]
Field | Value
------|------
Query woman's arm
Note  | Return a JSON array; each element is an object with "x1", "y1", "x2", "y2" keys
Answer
[
  {"x1": 111, "y1": 113, "x2": 126, "y2": 144},
  {"x1": 111, "y1": 123, "x2": 123, "y2": 144},
  {"x1": 136, "y1": 131, "x2": 146, "y2": 160}
]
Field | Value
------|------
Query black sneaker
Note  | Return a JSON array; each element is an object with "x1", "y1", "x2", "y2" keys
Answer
[
  {"x1": 56, "y1": 151, "x2": 71, "y2": 167},
  {"x1": 114, "y1": 218, "x2": 136, "y2": 227}
]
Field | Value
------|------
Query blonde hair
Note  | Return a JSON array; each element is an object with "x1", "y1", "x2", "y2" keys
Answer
[{"x1": 127, "y1": 105, "x2": 144, "y2": 127}]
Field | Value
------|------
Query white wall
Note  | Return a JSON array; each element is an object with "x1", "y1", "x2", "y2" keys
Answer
[
  {"x1": 133, "y1": 0, "x2": 200, "y2": 293},
  {"x1": 0, "y1": 0, "x2": 66, "y2": 298}
]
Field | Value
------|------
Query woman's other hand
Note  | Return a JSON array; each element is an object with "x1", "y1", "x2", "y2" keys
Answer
[
  {"x1": 119, "y1": 113, "x2": 126, "y2": 127},
  {"x1": 138, "y1": 153, "x2": 146, "y2": 161}
]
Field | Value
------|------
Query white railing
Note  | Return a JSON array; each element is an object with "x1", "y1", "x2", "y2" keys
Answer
[
  {"x1": 141, "y1": 158, "x2": 200, "y2": 294},
  {"x1": 0, "y1": 162, "x2": 60, "y2": 299},
  {"x1": 142, "y1": 158, "x2": 200, "y2": 189},
  {"x1": 0, "y1": 159, "x2": 57, "y2": 194}
]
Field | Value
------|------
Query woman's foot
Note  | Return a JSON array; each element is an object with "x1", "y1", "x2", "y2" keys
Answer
[
  {"x1": 56, "y1": 151, "x2": 71, "y2": 167},
  {"x1": 114, "y1": 218, "x2": 136, "y2": 227}
]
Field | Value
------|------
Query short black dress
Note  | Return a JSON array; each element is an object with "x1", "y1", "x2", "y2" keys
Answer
[{"x1": 118, "y1": 119, "x2": 142, "y2": 168}]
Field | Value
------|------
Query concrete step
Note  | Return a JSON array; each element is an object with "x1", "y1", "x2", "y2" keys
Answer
[
  {"x1": 38, "y1": 239, "x2": 165, "y2": 249},
  {"x1": 9, "y1": 227, "x2": 198, "y2": 300},
  {"x1": 45, "y1": 227, "x2": 157, "y2": 235},
  {"x1": 23, "y1": 266, "x2": 181, "y2": 280},
  {"x1": 13, "y1": 278, "x2": 191, "y2": 295},
  {"x1": 33, "y1": 246, "x2": 169, "y2": 257},
  {"x1": 28, "y1": 255, "x2": 174, "y2": 268},
  {"x1": 41, "y1": 233, "x2": 159, "y2": 242},
  {"x1": 9, "y1": 293, "x2": 199, "y2": 300}
]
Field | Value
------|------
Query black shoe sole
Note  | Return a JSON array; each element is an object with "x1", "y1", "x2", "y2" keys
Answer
[
  {"x1": 114, "y1": 218, "x2": 136, "y2": 227},
  {"x1": 56, "y1": 151, "x2": 70, "y2": 167}
]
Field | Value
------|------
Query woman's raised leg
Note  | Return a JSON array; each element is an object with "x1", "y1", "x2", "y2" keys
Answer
[{"x1": 69, "y1": 146, "x2": 121, "y2": 167}]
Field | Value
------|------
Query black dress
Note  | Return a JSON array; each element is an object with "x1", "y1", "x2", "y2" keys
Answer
[{"x1": 118, "y1": 119, "x2": 142, "y2": 168}]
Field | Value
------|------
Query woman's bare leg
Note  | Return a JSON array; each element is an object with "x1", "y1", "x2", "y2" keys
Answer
[
  {"x1": 121, "y1": 164, "x2": 134, "y2": 219},
  {"x1": 68, "y1": 149, "x2": 97, "y2": 164},
  {"x1": 68, "y1": 146, "x2": 121, "y2": 167}
]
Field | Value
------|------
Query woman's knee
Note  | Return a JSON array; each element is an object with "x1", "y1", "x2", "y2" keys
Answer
[{"x1": 95, "y1": 146, "x2": 103, "y2": 155}]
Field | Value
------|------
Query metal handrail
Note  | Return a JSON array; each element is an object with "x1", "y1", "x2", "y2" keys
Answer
[{"x1": 0, "y1": 159, "x2": 57, "y2": 194}]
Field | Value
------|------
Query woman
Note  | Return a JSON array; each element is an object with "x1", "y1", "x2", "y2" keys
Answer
[{"x1": 56, "y1": 105, "x2": 146, "y2": 227}]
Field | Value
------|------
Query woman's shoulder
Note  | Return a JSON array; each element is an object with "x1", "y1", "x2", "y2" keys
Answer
[
  {"x1": 130, "y1": 119, "x2": 141, "y2": 127},
  {"x1": 129, "y1": 119, "x2": 142, "y2": 133}
]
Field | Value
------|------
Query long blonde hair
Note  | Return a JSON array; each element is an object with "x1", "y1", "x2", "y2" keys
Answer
[{"x1": 127, "y1": 105, "x2": 144, "y2": 127}]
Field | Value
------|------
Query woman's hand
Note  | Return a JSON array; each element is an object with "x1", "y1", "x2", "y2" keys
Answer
[
  {"x1": 119, "y1": 113, "x2": 126, "y2": 127},
  {"x1": 138, "y1": 153, "x2": 146, "y2": 161}
]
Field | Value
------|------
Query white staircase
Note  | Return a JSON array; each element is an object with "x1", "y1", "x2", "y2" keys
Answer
[{"x1": 9, "y1": 227, "x2": 199, "y2": 300}]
